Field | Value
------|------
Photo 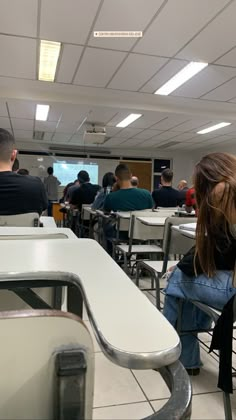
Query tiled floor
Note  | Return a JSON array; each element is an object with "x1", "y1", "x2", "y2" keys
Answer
[{"x1": 83, "y1": 288, "x2": 236, "y2": 419}]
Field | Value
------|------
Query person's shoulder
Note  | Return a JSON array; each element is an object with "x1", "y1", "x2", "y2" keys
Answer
[{"x1": 138, "y1": 188, "x2": 152, "y2": 195}]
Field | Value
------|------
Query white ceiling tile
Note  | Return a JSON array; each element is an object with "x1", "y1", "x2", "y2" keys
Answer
[
  {"x1": 35, "y1": 121, "x2": 58, "y2": 132},
  {"x1": 40, "y1": 0, "x2": 101, "y2": 43},
  {"x1": 11, "y1": 119, "x2": 34, "y2": 131},
  {"x1": 133, "y1": 129, "x2": 163, "y2": 140},
  {"x1": 134, "y1": 0, "x2": 228, "y2": 57},
  {"x1": 172, "y1": 65, "x2": 236, "y2": 98},
  {"x1": 52, "y1": 133, "x2": 72, "y2": 142},
  {"x1": 14, "y1": 130, "x2": 33, "y2": 140},
  {"x1": 88, "y1": 107, "x2": 118, "y2": 125},
  {"x1": 105, "y1": 127, "x2": 122, "y2": 137},
  {"x1": 103, "y1": 137, "x2": 124, "y2": 146},
  {"x1": 201, "y1": 77, "x2": 236, "y2": 101},
  {"x1": 43, "y1": 132, "x2": 53, "y2": 141},
  {"x1": 0, "y1": 0, "x2": 37, "y2": 37},
  {"x1": 173, "y1": 119, "x2": 212, "y2": 132},
  {"x1": 177, "y1": 1, "x2": 236, "y2": 62},
  {"x1": 138, "y1": 137, "x2": 165, "y2": 147},
  {"x1": 0, "y1": 101, "x2": 8, "y2": 117},
  {"x1": 56, "y1": 121, "x2": 78, "y2": 134},
  {"x1": 118, "y1": 128, "x2": 143, "y2": 139},
  {"x1": 8, "y1": 100, "x2": 36, "y2": 119},
  {"x1": 89, "y1": 0, "x2": 165, "y2": 51},
  {"x1": 140, "y1": 59, "x2": 188, "y2": 93},
  {"x1": 151, "y1": 116, "x2": 189, "y2": 131},
  {"x1": 48, "y1": 104, "x2": 90, "y2": 122},
  {"x1": 69, "y1": 135, "x2": 85, "y2": 145},
  {"x1": 215, "y1": 47, "x2": 236, "y2": 67},
  {"x1": 122, "y1": 139, "x2": 145, "y2": 147},
  {"x1": 74, "y1": 48, "x2": 126, "y2": 87},
  {"x1": 107, "y1": 111, "x2": 136, "y2": 127},
  {"x1": 0, "y1": 36, "x2": 36, "y2": 79},
  {"x1": 127, "y1": 112, "x2": 167, "y2": 129},
  {"x1": 57, "y1": 45, "x2": 83, "y2": 84},
  {"x1": 0, "y1": 117, "x2": 11, "y2": 129},
  {"x1": 108, "y1": 54, "x2": 167, "y2": 91}
]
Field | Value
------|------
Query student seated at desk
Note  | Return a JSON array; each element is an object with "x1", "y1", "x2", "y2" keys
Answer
[
  {"x1": 103, "y1": 164, "x2": 153, "y2": 254},
  {"x1": 70, "y1": 170, "x2": 100, "y2": 211},
  {"x1": 0, "y1": 128, "x2": 47, "y2": 215},
  {"x1": 163, "y1": 152, "x2": 236, "y2": 376},
  {"x1": 152, "y1": 169, "x2": 180, "y2": 208},
  {"x1": 104, "y1": 164, "x2": 153, "y2": 212},
  {"x1": 92, "y1": 172, "x2": 116, "y2": 210}
]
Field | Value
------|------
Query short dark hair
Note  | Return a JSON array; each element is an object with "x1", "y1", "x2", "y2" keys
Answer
[
  {"x1": 0, "y1": 129, "x2": 15, "y2": 162},
  {"x1": 102, "y1": 172, "x2": 116, "y2": 189},
  {"x1": 18, "y1": 168, "x2": 29, "y2": 175},
  {"x1": 12, "y1": 157, "x2": 19, "y2": 172},
  {"x1": 115, "y1": 164, "x2": 131, "y2": 181},
  {"x1": 77, "y1": 170, "x2": 90, "y2": 183},
  {"x1": 47, "y1": 166, "x2": 53, "y2": 175},
  {"x1": 161, "y1": 168, "x2": 173, "y2": 183}
]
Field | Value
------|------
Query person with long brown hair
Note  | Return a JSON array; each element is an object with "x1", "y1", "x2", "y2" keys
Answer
[{"x1": 163, "y1": 152, "x2": 236, "y2": 375}]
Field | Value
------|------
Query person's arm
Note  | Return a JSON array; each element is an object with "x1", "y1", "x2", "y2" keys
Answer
[
  {"x1": 103, "y1": 194, "x2": 112, "y2": 212},
  {"x1": 148, "y1": 192, "x2": 155, "y2": 209},
  {"x1": 38, "y1": 180, "x2": 48, "y2": 214},
  {"x1": 70, "y1": 189, "x2": 80, "y2": 209},
  {"x1": 152, "y1": 190, "x2": 158, "y2": 208}
]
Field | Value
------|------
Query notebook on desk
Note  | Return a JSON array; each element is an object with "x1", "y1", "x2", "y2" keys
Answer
[{"x1": 179, "y1": 223, "x2": 197, "y2": 231}]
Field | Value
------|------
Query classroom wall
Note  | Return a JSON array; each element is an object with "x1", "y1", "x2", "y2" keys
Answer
[{"x1": 16, "y1": 141, "x2": 196, "y2": 190}]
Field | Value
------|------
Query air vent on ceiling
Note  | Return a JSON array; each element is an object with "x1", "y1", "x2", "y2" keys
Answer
[
  {"x1": 33, "y1": 131, "x2": 45, "y2": 140},
  {"x1": 157, "y1": 141, "x2": 180, "y2": 149},
  {"x1": 49, "y1": 145, "x2": 110, "y2": 155}
]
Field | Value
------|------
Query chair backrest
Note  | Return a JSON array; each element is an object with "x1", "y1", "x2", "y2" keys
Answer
[
  {"x1": 129, "y1": 211, "x2": 166, "y2": 241},
  {"x1": 81, "y1": 205, "x2": 91, "y2": 221},
  {"x1": 162, "y1": 216, "x2": 197, "y2": 255},
  {"x1": 0, "y1": 310, "x2": 94, "y2": 420},
  {"x1": 0, "y1": 213, "x2": 39, "y2": 227}
]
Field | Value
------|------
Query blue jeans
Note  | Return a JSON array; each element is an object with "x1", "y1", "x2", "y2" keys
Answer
[{"x1": 163, "y1": 267, "x2": 235, "y2": 369}]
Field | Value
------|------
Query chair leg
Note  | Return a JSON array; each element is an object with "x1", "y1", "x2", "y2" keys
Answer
[
  {"x1": 154, "y1": 273, "x2": 161, "y2": 310},
  {"x1": 135, "y1": 262, "x2": 141, "y2": 287},
  {"x1": 223, "y1": 392, "x2": 232, "y2": 420}
]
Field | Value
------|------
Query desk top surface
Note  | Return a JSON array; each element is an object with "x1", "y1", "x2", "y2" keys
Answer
[
  {"x1": 40, "y1": 216, "x2": 57, "y2": 228},
  {"x1": 172, "y1": 225, "x2": 196, "y2": 239},
  {"x1": 0, "y1": 227, "x2": 77, "y2": 239},
  {"x1": 137, "y1": 216, "x2": 166, "y2": 226},
  {"x1": 0, "y1": 238, "x2": 180, "y2": 369}
]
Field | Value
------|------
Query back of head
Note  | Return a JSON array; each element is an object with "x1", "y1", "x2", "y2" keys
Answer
[
  {"x1": 161, "y1": 168, "x2": 173, "y2": 184},
  {"x1": 131, "y1": 176, "x2": 139, "y2": 187},
  {"x1": 194, "y1": 152, "x2": 236, "y2": 276},
  {"x1": 77, "y1": 170, "x2": 90, "y2": 184},
  {"x1": 0, "y1": 129, "x2": 16, "y2": 164},
  {"x1": 18, "y1": 168, "x2": 29, "y2": 175},
  {"x1": 178, "y1": 179, "x2": 187, "y2": 190},
  {"x1": 102, "y1": 172, "x2": 116, "y2": 189},
  {"x1": 47, "y1": 166, "x2": 53, "y2": 175},
  {"x1": 115, "y1": 164, "x2": 131, "y2": 182}
]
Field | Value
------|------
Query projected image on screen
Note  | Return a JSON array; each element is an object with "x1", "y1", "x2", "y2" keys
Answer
[{"x1": 53, "y1": 162, "x2": 99, "y2": 186}]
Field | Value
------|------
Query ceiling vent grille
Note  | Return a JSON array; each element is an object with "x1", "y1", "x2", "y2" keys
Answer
[{"x1": 33, "y1": 131, "x2": 45, "y2": 140}]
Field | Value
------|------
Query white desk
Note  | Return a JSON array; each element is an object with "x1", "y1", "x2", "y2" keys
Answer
[
  {"x1": 116, "y1": 211, "x2": 131, "y2": 219},
  {"x1": 40, "y1": 216, "x2": 57, "y2": 228},
  {"x1": 0, "y1": 238, "x2": 180, "y2": 370},
  {"x1": 174, "y1": 210, "x2": 196, "y2": 217},
  {"x1": 137, "y1": 216, "x2": 166, "y2": 226},
  {"x1": 0, "y1": 227, "x2": 77, "y2": 240},
  {"x1": 172, "y1": 224, "x2": 196, "y2": 239}
]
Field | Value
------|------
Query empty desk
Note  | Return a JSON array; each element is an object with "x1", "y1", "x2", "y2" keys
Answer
[
  {"x1": 137, "y1": 216, "x2": 166, "y2": 226},
  {"x1": 40, "y1": 216, "x2": 57, "y2": 228}
]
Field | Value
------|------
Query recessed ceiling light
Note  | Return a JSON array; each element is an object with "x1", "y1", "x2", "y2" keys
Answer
[
  {"x1": 116, "y1": 113, "x2": 142, "y2": 128},
  {"x1": 36, "y1": 104, "x2": 50, "y2": 121},
  {"x1": 197, "y1": 122, "x2": 231, "y2": 134},
  {"x1": 38, "y1": 40, "x2": 61, "y2": 82},
  {"x1": 155, "y1": 61, "x2": 208, "y2": 96}
]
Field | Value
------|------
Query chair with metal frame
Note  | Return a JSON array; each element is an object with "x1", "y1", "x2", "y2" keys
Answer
[
  {"x1": 115, "y1": 211, "x2": 166, "y2": 273},
  {"x1": 0, "y1": 212, "x2": 39, "y2": 227},
  {"x1": 0, "y1": 309, "x2": 94, "y2": 420},
  {"x1": 136, "y1": 216, "x2": 197, "y2": 309}
]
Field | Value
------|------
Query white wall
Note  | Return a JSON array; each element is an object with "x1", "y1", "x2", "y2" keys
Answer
[{"x1": 16, "y1": 141, "x2": 196, "y2": 190}]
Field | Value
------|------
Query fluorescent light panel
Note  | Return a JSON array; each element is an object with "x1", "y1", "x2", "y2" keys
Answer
[
  {"x1": 116, "y1": 113, "x2": 142, "y2": 128},
  {"x1": 197, "y1": 122, "x2": 231, "y2": 134},
  {"x1": 155, "y1": 61, "x2": 208, "y2": 96},
  {"x1": 39, "y1": 40, "x2": 61, "y2": 82},
  {"x1": 36, "y1": 104, "x2": 50, "y2": 121}
]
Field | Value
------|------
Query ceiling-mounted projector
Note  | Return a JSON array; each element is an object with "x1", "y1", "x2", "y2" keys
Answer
[{"x1": 83, "y1": 126, "x2": 107, "y2": 144}]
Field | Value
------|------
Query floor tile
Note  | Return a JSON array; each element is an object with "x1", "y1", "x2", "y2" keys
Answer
[
  {"x1": 94, "y1": 353, "x2": 146, "y2": 407},
  {"x1": 191, "y1": 348, "x2": 219, "y2": 394},
  {"x1": 93, "y1": 402, "x2": 153, "y2": 419},
  {"x1": 151, "y1": 391, "x2": 236, "y2": 419},
  {"x1": 132, "y1": 369, "x2": 170, "y2": 400},
  {"x1": 83, "y1": 320, "x2": 101, "y2": 353}
]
